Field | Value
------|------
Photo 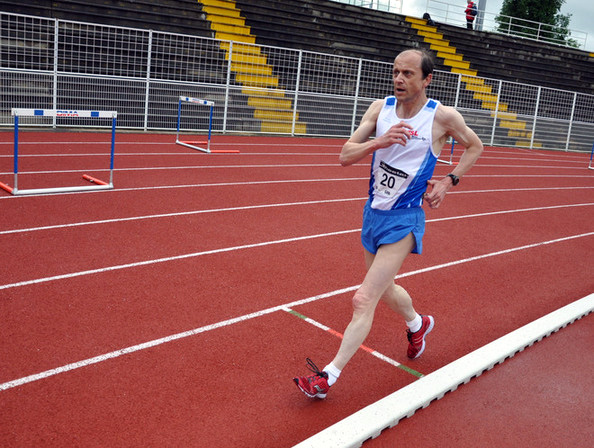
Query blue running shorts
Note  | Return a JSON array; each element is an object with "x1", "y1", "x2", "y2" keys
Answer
[{"x1": 361, "y1": 201, "x2": 426, "y2": 255}]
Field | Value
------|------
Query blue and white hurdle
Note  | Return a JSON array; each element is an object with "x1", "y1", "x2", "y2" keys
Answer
[
  {"x1": 589, "y1": 141, "x2": 594, "y2": 170},
  {"x1": 175, "y1": 96, "x2": 214, "y2": 153},
  {"x1": 0, "y1": 108, "x2": 117, "y2": 196},
  {"x1": 438, "y1": 138, "x2": 455, "y2": 165},
  {"x1": 175, "y1": 96, "x2": 239, "y2": 154}
]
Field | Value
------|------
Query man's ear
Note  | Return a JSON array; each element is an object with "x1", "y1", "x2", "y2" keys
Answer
[{"x1": 423, "y1": 73, "x2": 433, "y2": 88}]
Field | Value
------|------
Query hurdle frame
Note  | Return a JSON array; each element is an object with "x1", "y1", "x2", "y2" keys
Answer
[
  {"x1": 175, "y1": 96, "x2": 214, "y2": 153},
  {"x1": 0, "y1": 108, "x2": 117, "y2": 196},
  {"x1": 589, "y1": 141, "x2": 594, "y2": 170},
  {"x1": 437, "y1": 138, "x2": 455, "y2": 165}
]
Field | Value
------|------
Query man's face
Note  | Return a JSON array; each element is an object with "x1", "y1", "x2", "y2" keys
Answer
[{"x1": 392, "y1": 51, "x2": 432, "y2": 103}]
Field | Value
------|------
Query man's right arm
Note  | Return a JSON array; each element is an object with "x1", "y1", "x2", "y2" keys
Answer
[
  {"x1": 339, "y1": 100, "x2": 383, "y2": 167},
  {"x1": 339, "y1": 100, "x2": 413, "y2": 167}
]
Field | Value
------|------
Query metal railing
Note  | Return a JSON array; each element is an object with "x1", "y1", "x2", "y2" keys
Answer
[
  {"x1": 331, "y1": 0, "x2": 403, "y2": 14},
  {"x1": 423, "y1": 0, "x2": 588, "y2": 50},
  {"x1": 0, "y1": 12, "x2": 592, "y2": 153}
]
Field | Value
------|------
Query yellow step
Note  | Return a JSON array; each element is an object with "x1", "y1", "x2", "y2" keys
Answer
[
  {"x1": 430, "y1": 43, "x2": 456, "y2": 54},
  {"x1": 417, "y1": 30, "x2": 444, "y2": 40},
  {"x1": 214, "y1": 32, "x2": 255, "y2": 44},
  {"x1": 242, "y1": 87, "x2": 287, "y2": 98},
  {"x1": 451, "y1": 67, "x2": 478, "y2": 76},
  {"x1": 490, "y1": 111, "x2": 517, "y2": 120},
  {"x1": 210, "y1": 22, "x2": 252, "y2": 36},
  {"x1": 480, "y1": 101, "x2": 510, "y2": 113},
  {"x1": 220, "y1": 41, "x2": 261, "y2": 55},
  {"x1": 235, "y1": 73, "x2": 279, "y2": 87},
  {"x1": 460, "y1": 75, "x2": 484, "y2": 85},
  {"x1": 405, "y1": 16, "x2": 427, "y2": 25},
  {"x1": 437, "y1": 51, "x2": 463, "y2": 61},
  {"x1": 465, "y1": 82, "x2": 493, "y2": 94},
  {"x1": 475, "y1": 94, "x2": 499, "y2": 105},
  {"x1": 423, "y1": 37, "x2": 449, "y2": 46},
  {"x1": 201, "y1": 5, "x2": 242, "y2": 18},
  {"x1": 501, "y1": 120, "x2": 527, "y2": 130},
  {"x1": 411, "y1": 23, "x2": 439, "y2": 33},
  {"x1": 226, "y1": 52, "x2": 268, "y2": 65},
  {"x1": 507, "y1": 129, "x2": 532, "y2": 138},
  {"x1": 204, "y1": 11, "x2": 245, "y2": 26},
  {"x1": 248, "y1": 96, "x2": 293, "y2": 109},
  {"x1": 261, "y1": 121, "x2": 307, "y2": 134},
  {"x1": 231, "y1": 62, "x2": 273, "y2": 76},
  {"x1": 254, "y1": 109, "x2": 297, "y2": 120},
  {"x1": 201, "y1": 0, "x2": 237, "y2": 7},
  {"x1": 444, "y1": 59, "x2": 470, "y2": 70}
]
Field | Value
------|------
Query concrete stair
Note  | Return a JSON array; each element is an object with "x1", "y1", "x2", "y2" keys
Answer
[
  {"x1": 405, "y1": 16, "x2": 541, "y2": 147},
  {"x1": 199, "y1": 0, "x2": 306, "y2": 134}
]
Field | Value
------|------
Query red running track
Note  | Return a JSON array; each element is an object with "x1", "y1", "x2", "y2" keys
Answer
[{"x1": 0, "y1": 132, "x2": 592, "y2": 447}]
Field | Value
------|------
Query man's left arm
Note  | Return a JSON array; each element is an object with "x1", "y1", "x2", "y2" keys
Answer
[{"x1": 425, "y1": 106, "x2": 483, "y2": 208}]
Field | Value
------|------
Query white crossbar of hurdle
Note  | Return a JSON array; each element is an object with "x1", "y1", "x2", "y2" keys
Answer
[
  {"x1": 0, "y1": 108, "x2": 117, "y2": 196},
  {"x1": 175, "y1": 96, "x2": 214, "y2": 153}
]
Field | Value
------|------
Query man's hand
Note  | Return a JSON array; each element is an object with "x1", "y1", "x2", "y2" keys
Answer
[
  {"x1": 375, "y1": 121, "x2": 414, "y2": 148},
  {"x1": 423, "y1": 177, "x2": 452, "y2": 209}
]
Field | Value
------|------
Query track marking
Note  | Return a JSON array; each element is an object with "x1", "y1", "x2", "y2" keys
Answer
[
  {"x1": 0, "y1": 229, "x2": 357, "y2": 291},
  {"x1": 0, "y1": 197, "x2": 367, "y2": 235},
  {"x1": 1, "y1": 177, "x2": 591, "y2": 200},
  {"x1": 283, "y1": 308, "x2": 423, "y2": 378},
  {"x1": 0, "y1": 164, "x2": 342, "y2": 176},
  {"x1": 0, "y1": 152, "x2": 587, "y2": 164},
  {"x1": 1, "y1": 204, "x2": 592, "y2": 288},
  {"x1": 0, "y1": 177, "x2": 368, "y2": 199},
  {"x1": 1, "y1": 196, "x2": 592, "y2": 235},
  {"x1": 1, "y1": 161, "x2": 591, "y2": 177},
  {"x1": 1, "y1": 232, "x2": 592, "y2": 391},
  {"x1": 294, "y1": 295, "x2": 594, "y2": 448}
]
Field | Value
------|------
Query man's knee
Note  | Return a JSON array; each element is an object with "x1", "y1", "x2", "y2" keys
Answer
[{"x1": 352, "y1": 290, "x2": 375, "y2": 314}]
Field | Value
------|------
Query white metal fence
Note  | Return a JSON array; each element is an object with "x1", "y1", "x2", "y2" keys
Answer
[
  {"x1": 424, "y1": 0, "x2": 588, "y2": 50},
  {"x1": 1, "y1": 12, "x2": 592, "y2": 152}
]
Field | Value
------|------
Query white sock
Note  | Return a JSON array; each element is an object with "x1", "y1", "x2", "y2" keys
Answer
[
  {"x1": 323, "y1": 363, "x2": 341, "y2": 387},
  {"x1": 406, "y1": 313, "x2": 422, "y2": 333}
]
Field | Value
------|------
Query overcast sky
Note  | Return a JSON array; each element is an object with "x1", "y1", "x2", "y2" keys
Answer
[{"x1": 401, "y1": 0, "x2": 594, "y2": 52}]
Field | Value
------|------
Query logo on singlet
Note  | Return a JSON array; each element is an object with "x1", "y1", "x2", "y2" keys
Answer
[{"x1": 409, "y1": 129, "x2": 427, "y2": 141}]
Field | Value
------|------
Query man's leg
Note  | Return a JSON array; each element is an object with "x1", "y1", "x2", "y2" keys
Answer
[{"x1": 330, "y1": 233, "x2": 415, "y2": 370}]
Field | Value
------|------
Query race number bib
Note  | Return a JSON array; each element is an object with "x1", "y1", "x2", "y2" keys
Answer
[{"x1": 374, "y1": 161, "x2": 409, "y2": 198}]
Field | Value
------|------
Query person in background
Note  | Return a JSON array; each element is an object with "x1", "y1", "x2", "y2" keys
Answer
[{"x1": 465, "y1": 0, "x2": 478, "y2": 30}]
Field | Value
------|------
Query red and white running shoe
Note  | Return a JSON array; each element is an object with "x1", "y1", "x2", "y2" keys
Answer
[
  {"x1": 293, "y1": 358, "x2": 330, "y2": 399},
  {"x1": 407, "y1": 315, "x2": 434, "y2": 359}
]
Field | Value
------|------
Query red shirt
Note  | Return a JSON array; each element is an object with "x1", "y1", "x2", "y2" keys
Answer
[{"x1": 465, "y1": 2, "x2": 477, "y2": 20}]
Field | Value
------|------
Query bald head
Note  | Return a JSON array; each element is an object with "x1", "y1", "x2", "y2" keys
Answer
[{"x1": 396, "y1": 49, "x2": 435, "y2": 79}]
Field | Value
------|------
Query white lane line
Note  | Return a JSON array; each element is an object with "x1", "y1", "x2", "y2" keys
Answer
[
  {"x1": 0, "y1": 197, "x2": 368, "y2": 235},
  {"x1": 0, "y1": 229, "x2": 357, "y2": 291},
  {"x1": 1, "y1": 204, "x2": 592, "y2": 289},
  {"x1": 1, "y1": 232, "x2": 592, "y2": 391},
  {"x1": 1, "y1": 176, "x2": 591, "y2": 200},
  {"x1": 0, "y1": 177, "x2": 368, "y2": 199},
  {"x1": 283, "y1": 307, "x2": 407, "y2": 372},
  {"x1": 1, "y1": 194, "x2": 592, "y2": 235},
  {"x1": 0, "y1": 161, "x2": 590, "y2": 177}
]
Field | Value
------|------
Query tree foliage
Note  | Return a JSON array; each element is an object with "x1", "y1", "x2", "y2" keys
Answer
[{"x1": 496, "y1": 0, "x2": 577, "y2": 47}]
